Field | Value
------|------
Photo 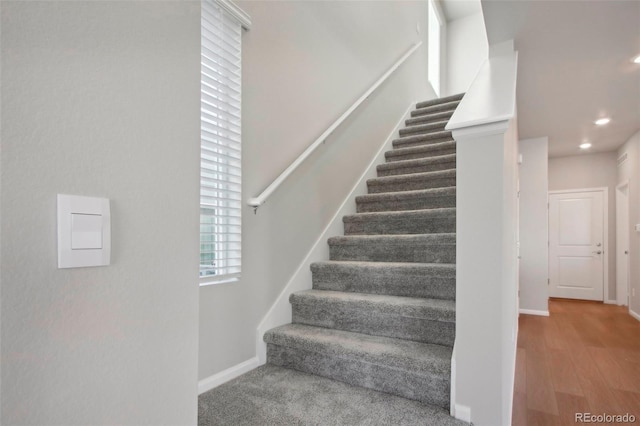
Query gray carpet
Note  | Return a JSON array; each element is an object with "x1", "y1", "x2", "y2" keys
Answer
[
  {"x1": 198, "y1": 365, "x2": 466, "y2": 426},
  {"x1": 199, "y1": 95, "x2": 465, "y2": 425},
  {"x1": 265, "y1": 95, "x2": 463, "y2": 411}
]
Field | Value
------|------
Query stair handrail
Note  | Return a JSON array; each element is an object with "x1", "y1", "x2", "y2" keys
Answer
[{"x1": 247, "y1": 41, "x2": 423, "y2": 211}]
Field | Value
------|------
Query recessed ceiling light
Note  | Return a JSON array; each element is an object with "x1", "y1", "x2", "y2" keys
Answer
[
  {"x1": 579, "y1": 143, "x2": 592, "y2": 149},
  {"x1": 633, "y1": 55, "x2": 640, "y2": 64},
  {"x1": 594, "y1": 118, "x2": 610, "y2": 126}
]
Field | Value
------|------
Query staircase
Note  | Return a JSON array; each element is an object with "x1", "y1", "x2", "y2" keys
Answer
[{"x1": 264, "y1": 93, "x2": 463, "y2": 411}]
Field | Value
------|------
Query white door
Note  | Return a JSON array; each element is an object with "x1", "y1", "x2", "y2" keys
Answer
[
  {"x1": 616, "y1": 183, "x2": 629, "y2": 305},
  {"x1": 549, "y1": 191, "x2": 604, "y2": 301}
]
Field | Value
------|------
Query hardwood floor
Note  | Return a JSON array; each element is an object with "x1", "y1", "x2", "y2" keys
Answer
[{"x1": 512, "y1": 299, "x2": 640, "y2": 425}]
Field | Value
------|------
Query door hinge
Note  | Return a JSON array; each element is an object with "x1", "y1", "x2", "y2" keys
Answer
[{"x1": 548, "y1": 278, "x2": 550, "y2": 285}]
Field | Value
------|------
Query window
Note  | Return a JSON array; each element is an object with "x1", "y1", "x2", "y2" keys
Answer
[
  {"x1": 200, "y1": 0, "x2": 248, "y2": 282},
  {"x1": 428, "y1": 0, "x2": 443, "y2": 96}
]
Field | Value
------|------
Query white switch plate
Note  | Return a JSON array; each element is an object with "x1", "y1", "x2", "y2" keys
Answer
[
  {"x1": 58, "y1": 194, "x2": 111, "y2": 268},
  {"x1": 635, "y1": 224, "x2": 640, "y2": 232}
]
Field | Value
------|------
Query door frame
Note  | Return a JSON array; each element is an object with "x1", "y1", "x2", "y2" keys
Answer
[
  {"x1": 548, "y1": 187, "x2": 609, "y2": 303},
  {"x1": 616, "y1": 181, "x2": 630, "y2": 306}
]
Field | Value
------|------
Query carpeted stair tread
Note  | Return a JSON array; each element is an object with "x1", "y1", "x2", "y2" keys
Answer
[
  {"x1": 343, "y1": 207, "x2": 456, "y2": 234},
  {"x1": 367, "y1": 169, "x2": 456, "y2": 193},
  {"x1": 399, "y1": 120, "x2": 448, "y2": 137},
  {"x1": 393, "y1": 130, "x2": 454, "y2": 149},
  {"x1": 311, "y1": 260, "x2": 455, "y2": 299},
  {"x1": 377, "y1": 154, "x2": 456, "y2": 177},
  {"x1": 405, "y1": 110, "x2": 454, "y2": 127},
  {"x1": 265, "y1": 324, "x2": 453, "y2": 408},
  {"x1": 416, "y1": 93, "x2": 464, "y2": 109},
  {"x1": 411, "y1": 100, "x2": 460, "y2": 117},
  {"x1": 328, "y1": 233, "x2": 456, "y2": 263},
  {"x1": 198, "y1": 364, "x2": 466, "y2": 426},
  {"x1": 265, "y1": 323, "x2": 452, "y2": 375},
  {"x1": 356, "y1": 186, "x2": 456, "y2": 212},
  {"x1": 386, "y1": 141, "x2": 456, "y2": 162},
  {"x1": 290, "y1": 290, "x2": 455, "y2": 345}
]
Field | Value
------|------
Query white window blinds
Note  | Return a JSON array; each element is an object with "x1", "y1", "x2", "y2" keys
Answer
[{"x1": 200, "y1": 0, "x2": 242, "y2": 280}]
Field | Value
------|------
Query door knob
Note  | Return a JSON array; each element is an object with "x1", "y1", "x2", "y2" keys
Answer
[
  {"x1": 593, "y1": 251, "x2": 602, "y2": 254},
  {"x1": 596, "y1": 243, "x2": 602, "y2": 247}
]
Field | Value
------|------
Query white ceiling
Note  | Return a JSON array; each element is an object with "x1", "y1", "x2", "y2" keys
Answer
[
  {"x1": 482, "y1": 0, "x2": 640, "y2": 157},
  {"x1": 439, "y1": 0, "x2": 482, "y2": 22}
]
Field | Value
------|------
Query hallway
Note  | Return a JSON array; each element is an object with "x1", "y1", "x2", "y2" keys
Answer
[{"x1": 512, "y1": 299, "x2": 640, "y2": 425}]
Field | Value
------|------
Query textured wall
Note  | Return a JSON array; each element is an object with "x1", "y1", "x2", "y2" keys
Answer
[
  {"x1": 518, "y1": 137, "x2": 549, "y2": 313},
  {"x1": 1, "y1": 2, "x2": 200, "y2": 424},
  {"x1": 198, "y1": 0, "x2": 435, "y2": 380},
  {"x1": 548, "y1": 152, "x2": 618, "y2": 301}
]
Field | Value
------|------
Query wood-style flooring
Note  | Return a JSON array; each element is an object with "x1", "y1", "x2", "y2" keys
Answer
[{"x1": 512, "y1": 299, "x2": 640, "y2": 426}]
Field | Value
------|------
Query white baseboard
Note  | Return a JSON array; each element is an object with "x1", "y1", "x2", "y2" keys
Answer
[
  {"x1": 630, "y1": 308, "x2": 640, "y2": 322},
  {"x1": 454, "y1": 404, "x2": 471, "y2": 423},
  {"x1": 519, "y1": 309, "x2": 549, "y2": 316},
  {"x1": 450, "y1": 342, "x2": 456, "y2": 417},
  {"x1": 198, "y1": 357, "x2": 260, "y2": 395},
  {"x1": 254, "y1": 102, "x2": 416, "y2": 364}
]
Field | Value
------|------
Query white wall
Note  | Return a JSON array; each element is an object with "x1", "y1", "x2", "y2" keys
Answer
[
  {"x1": 519, "y1": 138, "x2": 549, "y2": 314},
  {"x1": 455, "y1": 118, "x2": 519, "y2": 425},
  {"x1": 618, "y1": 131, "x2": 640, "y2": 317},
  {"x1": 1, "y1": 2, "x2": 200, "y2": 424},
  {"x1": 548, "y1": 152, "x2": 618, "y2": 301},
  {"x1": 448, "y1": 49, "x2": 519, "y2": 425},
  {"x1": 198, "y1": 1, "x2": 435, "y2": 380},
  {"x1": 445, "y1": 12, "x2": 488, "y2": 96}
]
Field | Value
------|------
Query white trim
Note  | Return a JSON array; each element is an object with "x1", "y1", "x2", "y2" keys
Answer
[
  {"x1": 604, "y1": 299, "x2": 617, "y2": 305},
  {"x1": 548, "y1": 187, "x2": 609, "y2": 303},
  {"x1": 519, "y1": 309, "x2": 550, "y2": 316},
  {"x1": 248, "y1": 42, "x2": 423, "y2": 209},
  {"x1": 454, "y1": 404, "x2": 471, "y2": 423},
  {"x1": 450, "y1": 342, "x2": 456, "y2": 416},
  {"x1": 198, "y1": 356, "x2": 260, "y2": 395},
  {"x1": 615, "y1": 180, "x2": 630, "y2": 306},
  {"x1": 629, "y1": 309, "x2": 640, "y2": 322},
  {"x1": 451, "y1": 119, "x2": 510, "y2": 140},
  {"x1": 548, "y1": 187, "x2": 608, "y2": 195},
  {"x1": 255, "y1": 103, "x2": 417, "y2": 364},
  {"x1": 215, "y1": 0, "x2": 251, "y2": 30}
]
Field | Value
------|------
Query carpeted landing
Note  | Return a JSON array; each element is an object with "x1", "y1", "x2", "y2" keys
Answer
[{"x1": 198, "y1": 365, "x2": 465, "y2": 426}]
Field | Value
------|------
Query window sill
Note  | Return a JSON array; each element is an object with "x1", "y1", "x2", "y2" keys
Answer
[{"x1": 199, "y1": 277, "x2": 240, "y2": 287}]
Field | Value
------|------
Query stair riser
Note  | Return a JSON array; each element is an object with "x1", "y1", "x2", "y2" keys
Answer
[
  {"x1": 312, "y1": 270, "x2": 455, "y2": 300},
  {"x1": 356, "y1": 194, "x2": 456, "y2": 213},
  {"x1": 393, "y1": 138, "x2": 454, "y2": 150},
  {"x1": 405, "y1": 111, "x2": 453, "y2": 127},
  {"x1": 416, "y1": 93, "x2": 464, "y2": 109},
  {"x1": 329, "y1": 242, "x2": 455, "y2": 263},
  {"x1": 267, "y1": 344, "x2": 450, "y2": 409},
  {"x1": 386, "y1": 147, "x2": 456, "y2": 162},
  {"x1": 292, "y1": 302, "x2": 455, "y2": 346},
  {"x1": 411, "y1": 102, "x2": 458, "y2": 117},
  {"x1": 344, "y1": 216, "x2": 455, "y2": 235},
  {"x1": 399, "y1": 124, "x2": 447, "y2": 137},
  {"x1": 368, "y1": 176, "x2": 456, "y2": 194},
  {"x1": 377, "y1": 160, "x2": 456, "y2": 177}
]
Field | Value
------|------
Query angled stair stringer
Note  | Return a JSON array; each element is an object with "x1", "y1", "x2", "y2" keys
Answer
[{"x1": 263, "y1": 94, "x2": 464, "y2": 416}]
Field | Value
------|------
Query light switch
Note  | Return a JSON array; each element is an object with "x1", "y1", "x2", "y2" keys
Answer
[
  {"x1": 58, "y1": 194, "x2": 111, "y2": 268},
  {"x1": 71, "y1": 213, "x2": 103, "y2": 249}
]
